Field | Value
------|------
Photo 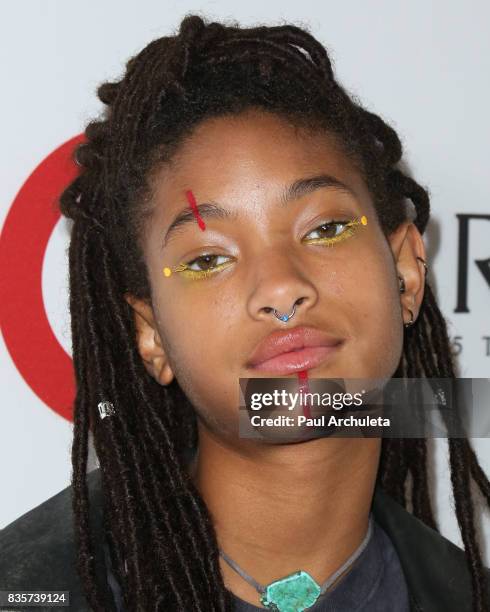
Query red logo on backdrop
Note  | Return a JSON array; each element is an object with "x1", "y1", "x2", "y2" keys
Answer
[{"x1": 0, "y1": 135, "x2": 85, "y2": 422}]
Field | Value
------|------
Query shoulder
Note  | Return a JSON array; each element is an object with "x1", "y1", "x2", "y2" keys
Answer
[
  {"x1": 372, "y1": 484, "x2": 490, "y2": 611},
  {"x1": 0, "y1": 469, "x2": 104, "y2": 611}
]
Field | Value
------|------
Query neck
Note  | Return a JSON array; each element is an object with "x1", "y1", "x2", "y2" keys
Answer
[{"x1": 188, "y1": 424, "x2": 382, "y2": 607}]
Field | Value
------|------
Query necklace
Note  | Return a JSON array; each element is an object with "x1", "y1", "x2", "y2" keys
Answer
[{"x1": 219, "y1": 515, "x2": 373, "y2": 612}]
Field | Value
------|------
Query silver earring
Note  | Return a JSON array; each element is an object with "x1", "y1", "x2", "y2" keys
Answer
[{"x1": 404, "y1": 309, "x2": 415, "y2": 328}]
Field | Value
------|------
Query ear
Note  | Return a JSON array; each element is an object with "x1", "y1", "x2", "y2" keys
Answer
[
  {"x1": 388, "y1": 222, "x2": 427, "y2": 326},
  {"x1": 124, "y1": 293, "x2": 174, "y2": 386}
]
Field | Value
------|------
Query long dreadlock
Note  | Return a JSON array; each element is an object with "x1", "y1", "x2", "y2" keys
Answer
[{"x1": 59, "y1": 14, "x2": 490, "y2": 611}]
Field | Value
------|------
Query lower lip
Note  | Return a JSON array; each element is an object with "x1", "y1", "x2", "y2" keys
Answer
[{"x1": 249, "y1": 344, "x2": 342, "y2": 375}]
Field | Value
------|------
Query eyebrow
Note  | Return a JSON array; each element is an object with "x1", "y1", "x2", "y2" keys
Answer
[{"x1": 161, "y1": 174, "x2": 357, "y2": 249}]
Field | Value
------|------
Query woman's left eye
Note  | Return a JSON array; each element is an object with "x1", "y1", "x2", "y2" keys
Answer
[{"x1": 303, "y1": 220, "x2": 356, "y2": 244}]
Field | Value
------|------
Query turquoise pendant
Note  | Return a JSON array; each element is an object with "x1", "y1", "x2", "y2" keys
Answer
[{"x1": 259, "y1": 570, "x2": 321, "y2": 612}]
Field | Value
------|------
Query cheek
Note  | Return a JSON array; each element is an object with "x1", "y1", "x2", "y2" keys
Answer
[
  {"x1": 340, "y1": 257, "x2": 403, "y2": 378},
  {"x1": 152, "y1": 288, "x2": 239, "y2": 435},
  {"x1": 318, "y1": 268, "x2": 345, "y2": 297}
]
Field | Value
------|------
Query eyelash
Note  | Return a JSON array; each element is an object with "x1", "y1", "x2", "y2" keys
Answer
[{"x1": 173, "y1": 218, "x2": 364, "y2": 280}]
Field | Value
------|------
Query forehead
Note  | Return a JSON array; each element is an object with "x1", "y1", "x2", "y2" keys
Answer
[{"x1": 150, "y1": 109, "x2": 370, "y2": 217}]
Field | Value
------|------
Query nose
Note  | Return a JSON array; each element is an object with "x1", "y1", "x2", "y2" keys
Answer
[{"x1": 246, "y1": 253, "x2": 318, "y2": 323}]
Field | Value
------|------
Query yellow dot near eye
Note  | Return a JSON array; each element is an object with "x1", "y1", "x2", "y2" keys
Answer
[
  {"x1": 361, "y1": 215, "x2": 368, "y2": 226},
  {"x1": 163, "y1": 267, "x2": 172, "y2": 277}
]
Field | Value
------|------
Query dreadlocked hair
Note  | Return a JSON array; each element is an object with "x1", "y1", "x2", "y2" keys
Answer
[{"x1": 58, "y1": 13, "x2": 490, "y2": 611}]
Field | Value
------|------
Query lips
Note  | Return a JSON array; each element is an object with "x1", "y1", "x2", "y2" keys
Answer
[{"x1": 246, "y1": 326, "x2": 344, "y2": 374}]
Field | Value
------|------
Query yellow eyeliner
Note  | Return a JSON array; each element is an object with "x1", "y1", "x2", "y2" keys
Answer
[
  {"x1": 162, "y1": 215, "x2": 368, "y2": 279},
  {"x1": 303, "y1": 215, "x2": 368, "y2": 247},
  {"x1": 162, "y1": 260, "x2": 233, "y2": 280}
]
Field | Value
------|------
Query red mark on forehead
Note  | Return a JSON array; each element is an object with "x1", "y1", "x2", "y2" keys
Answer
[
  {"x1": 185, "y1": 189, "x2": 206, "y2": 231},
  {"x1": 298, "y1": 370, "x2": 312, "y2": 419}
]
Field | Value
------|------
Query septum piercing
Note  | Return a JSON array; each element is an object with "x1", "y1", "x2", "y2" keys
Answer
[
  {"x1": 273, "y1": 302, "x2": 297, "y2": 323},
  {"x1": 264, "y1": 299, "x2": 304, "y2": 323}
]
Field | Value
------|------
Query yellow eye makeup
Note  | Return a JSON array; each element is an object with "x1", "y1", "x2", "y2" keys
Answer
[
  {"x1": 163, "y1": 254, "x2": 234, "y2": 280},
  {"x1": 162, "y1": 215, "x2": 368, "y2": 279},
  {"x1": 302, "y1": 215, "x2": 367, "y2": 247}
]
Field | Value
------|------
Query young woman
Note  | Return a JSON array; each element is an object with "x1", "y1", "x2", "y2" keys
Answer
[{"x1": 1, "y1": 13, "x2": 489, "y2": 612}]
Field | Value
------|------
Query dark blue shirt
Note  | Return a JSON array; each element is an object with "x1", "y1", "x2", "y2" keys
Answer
[{"x1": 104, "y1": 517, "x2": 410, "y2": 611}]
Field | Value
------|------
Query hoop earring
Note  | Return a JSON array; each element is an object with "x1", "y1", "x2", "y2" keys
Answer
[{"x1": 404, "y1": 309, "x2": 415, "y2": 328}]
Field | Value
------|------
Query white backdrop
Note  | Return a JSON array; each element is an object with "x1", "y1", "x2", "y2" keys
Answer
[{"x1": 1, "y1": 0, "x2": 489, "y2": 563}]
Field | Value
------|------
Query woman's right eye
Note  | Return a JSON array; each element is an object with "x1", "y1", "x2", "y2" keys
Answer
[
  {"x1": 186, "y1": 254, "x2": 231, "y2": 271},
  {"x1": 173, "y1": 254, "x2": 234, "y2": 279}
]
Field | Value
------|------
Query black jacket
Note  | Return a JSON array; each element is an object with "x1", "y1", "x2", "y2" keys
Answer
[{"x1": 0, "y1": 468, "x2": 489, "y2": 611}]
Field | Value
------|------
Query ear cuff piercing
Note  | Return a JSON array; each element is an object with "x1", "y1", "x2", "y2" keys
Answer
[{"x1": 416, "y1": 256, "x2": 428, "y2": 276}]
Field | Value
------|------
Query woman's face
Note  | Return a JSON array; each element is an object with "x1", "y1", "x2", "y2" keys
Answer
[{"x1": 129, "y1": 109, "x2": 419, "y2": 439}]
